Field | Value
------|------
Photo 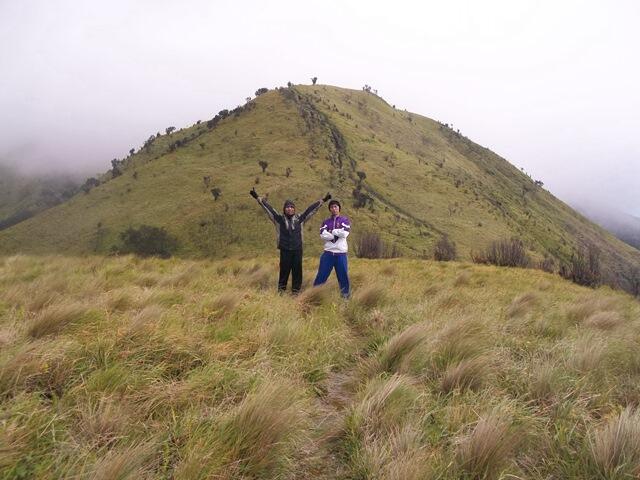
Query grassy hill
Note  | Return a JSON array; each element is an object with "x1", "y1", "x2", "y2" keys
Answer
[
  {"x1": 0, "y1": 85, "x2": 638, "y2": 291},
  {"x1": 2, "y1": 254, "x2": 640, "y2": 478}
]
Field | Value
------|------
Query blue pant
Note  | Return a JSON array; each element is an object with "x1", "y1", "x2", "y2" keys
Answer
[{"x1": 313, "y1": 252, "x2": 350, "y2": 297}]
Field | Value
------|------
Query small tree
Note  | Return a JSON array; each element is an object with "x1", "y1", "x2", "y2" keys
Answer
[
  {"x1": 82, "y1": 177, "x2": 100, "y2": 194},
  {"x1": 111, "y1": 159, "x2": 122, "y2": 178},
  {"x1": 129, "y1": 148, "x2": 135, "y2": 156},
  {"x1": 311, "y1": 77, "x2": 318, "y2": 85},
  {"x1": 203, "y1": 176, "x2": 211, "y2": 188},
  {"x1": 356, "y1": 171, "x2": 367, "y2": 182},
  {"x1": 287, "y1": 81, "x2": 293, "y2": 88},
  {"x1": 434, "y1": 234, "x2": 457, "y2": 261},
  {"x1": 211, "y1": 187, "x2": 222, "y2": 201},
  {"x1": 165, "y1": 126, "x2": 176, "y2": 135},
  {"x1": 258, "y1": 160, "x2": 269, "y2": 173},
  {"x1": 285, "y1": 167, "x2": 292, "y2": 178},
  {"x1": 255, "y1": 88, "x2": 268, "y2": 96}
]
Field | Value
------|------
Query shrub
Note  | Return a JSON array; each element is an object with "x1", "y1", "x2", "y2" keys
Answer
[
  {"x1": 255, "y1": 87, "x2": 268, "y2": 96},
  {"x1": 434, "y1": 234, "x2": 457, "y2": 261},
  {"x1": 538, "y1": 255, "x2": 556, "y2": 273},
  {"x1": 355, "y1": 231, "x2": 399, "y2": 259},
  {"x1": 117, "y1": 225, "x2": 178, "y2": 258},
  {"x1": 471, "y1": 238, "x2": 530, "y2": 268},
  {"x1": 258, "y1": 160, "x2": 268, "y2": 173},
  {"x1": 560, "y1": 244, "x2": 601, "y2": 287}
]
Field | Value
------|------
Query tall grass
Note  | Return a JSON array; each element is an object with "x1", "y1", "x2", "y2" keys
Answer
[
  {"x1": 1, "y1": 254, "x2": 640, "y2": 478},
  {"x1": 589, "y1": 407, "x2": 640, "y2": 478},
  {"x1": 455, "y1": 408, "x2": 518, "y2": 479}
]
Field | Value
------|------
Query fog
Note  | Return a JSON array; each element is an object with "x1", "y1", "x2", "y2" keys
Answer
[{"x1": 1, "y1": 0, "x2": 638, "y2": 214}]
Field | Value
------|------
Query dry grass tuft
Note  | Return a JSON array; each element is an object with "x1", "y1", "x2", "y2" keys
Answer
[
  {"x1": 377, "y1": 324, "x2": 428, "y2": 375},
  {"x1": 75, "y1": 396, "x2": 129, "y2": 447},
  {"x1": 356, "y1": 425, "x2": 429, "y2": 480},
  {"x1": 158, "y1": 263, "x2": 201, "y2": 288},
  {"x1": 90, "y1": 441, "x2": 155, "y2": 480},
  {"x1": 440, "y1": 356, "x2": 487, "y2": 394},
  {"x1": 567, "y1": 296, "x2": 621, "y2": 324},
  {"x1": 585, "y1": 311, "x2": 623, "y2": 331},
  {"x1": 428, "y1": 320, "x2": 485, "y2": 373},
  {"x1": 528, "y1": 362, "x2": 562, "y2": 403},
  {"x1": 106, "y1": 289, "x2": 135, "y2": 312},
  {"x1": 0, "y1": 327, "x2": 17, "y2": 349},
  {"x1": 123, "y1": 305, "x2": 164, "y2": 338},
  {"x1": 353, "y1": 284, "x2": 387, "y2": 310},
  {"x1": 380, "y1": 264, "x2": 397, "y2": 276},
  {"x1": 454, "y1": 271, "x2": 471, "y2": 287},
  {"x1": 297, "y1": 283, "x2": 332, "y2": 312},
  {"x1": 572, "y1": 335, "x2": 607, "y2": 372},
  {"x1": 455, "y1": 408, "x2": 517, "y2": 479},
  {"x1": 245, "y1": 266, "x2": 272, "y2": 290},
  {"x1": 26, "y1": 302, "x2": 90, "y2": 338},
  {"x1": 206, "y1": 291, "x2": 241, "y2": 320},
  {"x1": 216, "y1": 381, "x2": 307, "y2": 476},
  {"x1": 369, "y1": 308, "x2": 387, "y2": 330},
  {"x1": 589, "y1": 407, "x2": 640, "y2": 478},
  {"x1": 506, "y1": 292, "x2": 539, "y2": 318},
  {"x1": 350, "y1": 375, "x2": 417, "y2": 435}
]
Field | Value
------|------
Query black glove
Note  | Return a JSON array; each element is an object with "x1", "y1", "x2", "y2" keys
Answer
[
  {"x1": 322, "y1": 192, "x2": 331, "y2": 202},
  {"x1": 250, "y1": 188, "x2": 259, "y2": 199},
  {"x1": 332, "y1": 235, "x2": 338, "y2": 243}
]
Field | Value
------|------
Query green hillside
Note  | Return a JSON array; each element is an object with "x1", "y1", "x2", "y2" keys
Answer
[
  {"x1": 2, "y1": 254, "x2": 640, "y2": 478},
  {"x1": 0, "y1": 85, "x2": 638, "y2": 290}
]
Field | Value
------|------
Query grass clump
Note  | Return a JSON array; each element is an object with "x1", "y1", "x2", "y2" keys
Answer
[
  {"x1": 589, "y1": 407, "x2": 640, "y2": 479},
  {"x1": 454, "y1": 407, "x2": 518, "y2": 479},
  {"x1": 506, "y1": 291, "x2": 539, "y2": 318},
  {"x1": 439, "y1": 356, "x2": 488, "y2": 394},
  {"x1": 26, "y1": 302, "x2": 92, "y2": 338},
  {"x1": 214, "y1": 381, "x2": 308, "y2": 477}
]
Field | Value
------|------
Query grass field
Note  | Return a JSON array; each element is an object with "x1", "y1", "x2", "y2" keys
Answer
[{"x1": 2, "y1": 253, "x2": 640, "y2": 479}]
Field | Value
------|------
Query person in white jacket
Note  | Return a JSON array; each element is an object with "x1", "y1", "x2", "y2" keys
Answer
[{"x1": 313, "y1": 199, "x2": 351, "y2": 297}]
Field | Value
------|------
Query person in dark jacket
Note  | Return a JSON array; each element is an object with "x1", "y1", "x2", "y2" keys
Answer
[{"x1": 251, "y1": 188, "x2": 331, "y2": 293}]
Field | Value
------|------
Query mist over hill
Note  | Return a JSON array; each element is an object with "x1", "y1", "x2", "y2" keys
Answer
[
  {"x1": 0, "y1": 164, "x2": 80, "y2": 231},
  {"x1": 571, "y1": 200, "x2": 640, "y2": 251}
]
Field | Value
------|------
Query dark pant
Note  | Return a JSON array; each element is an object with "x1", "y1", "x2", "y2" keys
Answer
[
  {"x1": 313, "y1": 251, "x2": 350, "y2": 298},
  {"x1": 279, "y1": 249, "x2": 303, "y2": 293}
]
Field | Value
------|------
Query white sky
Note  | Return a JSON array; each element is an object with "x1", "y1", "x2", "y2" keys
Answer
[{"x1": 1, "y1": 0, "x2": 638, "y2": 214}]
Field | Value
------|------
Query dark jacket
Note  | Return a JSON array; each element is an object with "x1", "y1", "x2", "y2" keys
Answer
[{"x1": 257, "y1": 198, "x2": 323, "y2": 250}]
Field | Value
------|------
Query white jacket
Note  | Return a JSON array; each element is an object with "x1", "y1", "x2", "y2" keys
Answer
[{"x1": 319, "y1": 215, "x2": 350, "y2": 253}]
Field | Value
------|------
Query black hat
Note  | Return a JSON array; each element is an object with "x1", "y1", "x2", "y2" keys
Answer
[
  {"x1": 283, "y1": 200, "x2": 296, "y2": 210},
  {"x1": 328, "y1": 199, "x2": 341, "y2": 210}
]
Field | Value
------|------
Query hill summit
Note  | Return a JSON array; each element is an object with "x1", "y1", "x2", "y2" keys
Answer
[{"x1": 0, "y1": 84, "x2": 638, "y2": 291}]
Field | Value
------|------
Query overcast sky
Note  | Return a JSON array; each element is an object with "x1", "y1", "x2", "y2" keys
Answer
[{"x1": 1, "y1": 0, "x2": 638, "y2": 215}]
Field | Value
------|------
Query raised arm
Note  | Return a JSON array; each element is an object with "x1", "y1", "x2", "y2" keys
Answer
[
  {"x1": 250, "y1": 188, "x2": 282, "y2": 223},
  {"x1": 299, "y1": 192, "x2": 331, "y2": 223}
]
